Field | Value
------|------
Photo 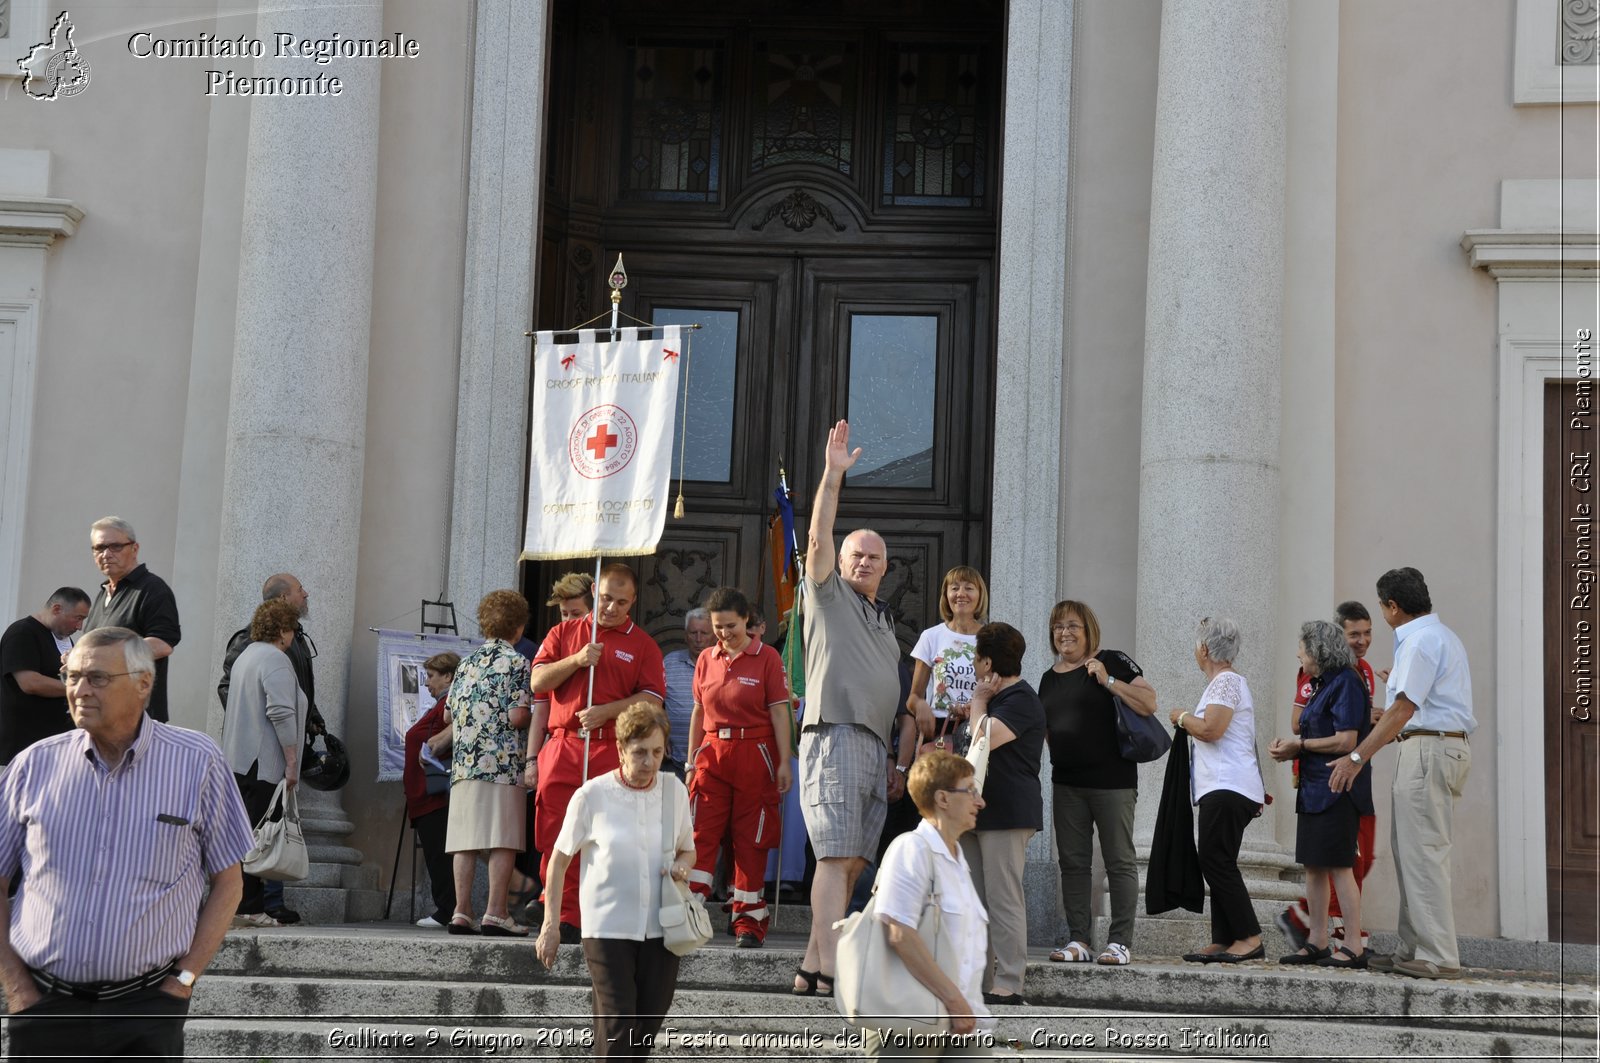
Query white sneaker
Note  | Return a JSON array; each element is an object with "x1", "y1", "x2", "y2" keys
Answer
[
  {"x1": 416, "y1": 915, "x2": 444, "y2": 928},
  {"x1": 231, "y1": 911, "x2": 281, "y2": 929}
]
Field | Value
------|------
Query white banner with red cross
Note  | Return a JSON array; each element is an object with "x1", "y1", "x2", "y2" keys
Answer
[{"x1": 521, "y1": 325, "x2": 683, "y2": 560}]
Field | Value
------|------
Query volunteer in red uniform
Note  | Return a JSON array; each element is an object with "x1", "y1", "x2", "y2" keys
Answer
[
  {"x1": 528, "y1": 563, "x2": 665, "y2": 936},
  {"x1": 686, "y1": 586, "x2": 792, "y2": 948},
  {"x1": 1277, "y1": 601, "x2": 1380, "y2": 951}
]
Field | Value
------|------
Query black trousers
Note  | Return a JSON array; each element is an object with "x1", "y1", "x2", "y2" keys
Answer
[
  {"x1": 581, "y1": 937, "x2": 681, "y2": 1060},
  {"x1": 6, "y1": 982, "x2": 189, "y2": 1060},
  {"x1": 234, "y1": 773, "x2": 279, "y2": 914},
  {"x1": 1197, "y1": 789, "x2": 1262, "y2": 945},
  {"x1": 412, "y1": 808, "x2": 456, "y2": 922}
]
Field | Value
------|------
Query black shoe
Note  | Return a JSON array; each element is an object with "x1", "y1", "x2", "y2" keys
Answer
[
  {"x1": 559, "y1": 921, "x2": 582, "y2": 944},
  {"x1": 264, "y1": 906, "x2": 301, "y2": 925},
  {"x1": 514, "y1": 897, "x2": 543, "y2": 928},
  {"x1": 736, "y1": 932, "x2": 762, "y2": 949},
  {"x1": 1183, "y1": 950, "x2": 1222, "y2": 963},
  {"x1": 1279, "y1": 944, "x2": 1331, "y2": 965},
  {"x1": 1275, "y1": 909, "x2": 1308, "y2": 952},
  {"x1": 1210, "y1": 944, "x2": 1265, "y2": 963},
  {"x1": 981, "y1": 992, "x2": 1029, "y2": 1006}
]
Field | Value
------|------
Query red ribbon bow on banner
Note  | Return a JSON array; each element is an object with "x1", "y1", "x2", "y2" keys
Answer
[{"x1": 662, "y1": 348, "x2": 680, "y2": 362}]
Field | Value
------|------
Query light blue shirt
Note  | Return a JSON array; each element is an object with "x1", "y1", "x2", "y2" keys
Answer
[
  {"x1": 661, "y1": 649, "x2": 695, "y2": 761},
  {"x1": 1387, "y1": 613, "x2": 1476, "y2": 735}
]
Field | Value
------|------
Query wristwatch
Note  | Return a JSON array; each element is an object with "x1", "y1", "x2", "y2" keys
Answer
[
  {"x1": 894, "y1": 764, "x2": 909, "y2": 776},
  {"x1": 1105, "y1": 675, "x2": 1116, "y2": 688},
  {"x1": 175, "y1": 969, "x2": 198, "y2": 988},
  {"x1": 1348, "y1": 751, "x2": 1363, "y2": 765}
]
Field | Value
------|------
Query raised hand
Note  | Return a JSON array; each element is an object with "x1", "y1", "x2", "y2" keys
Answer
[{"x1": 823, "y1": 420, "x2": 863, "y2": 475}]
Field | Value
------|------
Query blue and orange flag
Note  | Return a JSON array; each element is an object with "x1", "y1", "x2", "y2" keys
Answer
[{"x1": 770, "y1": 470, "x2": 804, "y2": 699}]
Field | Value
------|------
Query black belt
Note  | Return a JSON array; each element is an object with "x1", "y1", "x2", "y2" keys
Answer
[
  {"x1": 30, "y1": 962, "x2": 175, "y2": 1002},
  {"x1": 1397, "y1": 729, "x2": 1468, "y2": 742}
]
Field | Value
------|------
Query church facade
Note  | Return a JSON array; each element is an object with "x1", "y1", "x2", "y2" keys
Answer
[{"x1": 1, "y1": 0, "x2": 1595, "y2": 944}]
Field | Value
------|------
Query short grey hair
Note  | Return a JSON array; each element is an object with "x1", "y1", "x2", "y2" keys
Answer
[
  {"x1": 75, "y1": 627, "x2": 155, "y2": 677},
  {"x1": 1196, "y1": 617, "x2": 1241, "y2": 665},
  {"x1": 1300, "y1": 619, "x2": 1354, "y2": 675},
  {"x1": 90, "y1": 515, "x2": 137, "y2": 542},
  {"x1": 684, "y1": 607, "x2": 709, "y2": 628}
]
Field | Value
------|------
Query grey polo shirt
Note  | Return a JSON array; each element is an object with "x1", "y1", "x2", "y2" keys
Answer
[{"x1": 800, "y1": 569, "x2": 901, "y2": 747}]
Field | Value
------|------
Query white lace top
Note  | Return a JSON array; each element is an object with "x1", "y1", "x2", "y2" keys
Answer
[{"x1": 1188, "y1": 671, "x2": 1264, "y2": 804}]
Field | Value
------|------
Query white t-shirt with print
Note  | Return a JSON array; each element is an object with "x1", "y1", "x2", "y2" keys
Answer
[{"x1": 911, "y1": 624, "x2": 978, "y2": 720}]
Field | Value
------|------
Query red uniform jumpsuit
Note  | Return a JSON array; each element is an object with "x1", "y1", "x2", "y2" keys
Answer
[
  {"x1": 1285, "y1": 656, "x2": 1377, "y2": 938},
  {"x1": 532, "y1": 615, "x2": 665, "y2": 930},
  {"x1": 687, "y1": 639, "x2": 790, "y2": 941}
]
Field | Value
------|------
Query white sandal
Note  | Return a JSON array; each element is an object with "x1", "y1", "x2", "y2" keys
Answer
[
  {"x1": 1049, "y1": 940, "x2": 1093, "y2": 963},
  {"x1": 1097, "y1": 942, "x2": 1131, "y2": 966}
]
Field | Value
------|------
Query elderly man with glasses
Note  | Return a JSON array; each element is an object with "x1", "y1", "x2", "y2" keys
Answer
[
  {"x1": 81, "y1": 517, "x2": 181, "y2": 722},
  {"x1": 0, "y1": 627, "x2": 253, "y2": 1060}
]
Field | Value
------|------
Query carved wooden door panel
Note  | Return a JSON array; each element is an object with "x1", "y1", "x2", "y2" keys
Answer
[
  {"x1": 526, "y1": 0, "x2": 1001, "y2": 654},
  {"x1": 1544, "y1": 381, "x2": 1599, "y2": 944}
]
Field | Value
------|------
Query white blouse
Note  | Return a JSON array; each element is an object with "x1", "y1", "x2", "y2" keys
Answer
[
  {"x1": 873, "y1": 819, "x2": 994, "y2": 1028},
  {"x1": 1188, "y1": 670, "x2": 1264, "y2": 805},
  {"x1": 553, "y1": 770, "x2": 694, "y2": 940}
]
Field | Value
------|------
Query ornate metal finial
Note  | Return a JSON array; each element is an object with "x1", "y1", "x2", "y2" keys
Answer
[{"x1": 608, "y1": 254, "x2": 628, "y2": 307}]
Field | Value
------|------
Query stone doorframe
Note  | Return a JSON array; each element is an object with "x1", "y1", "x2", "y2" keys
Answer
[
  {"x1": 446, "y1": 0, "x2": 1073, "y2": 647},
  {"x1": 1464, "y1": 177, "x2": 1600, "y2": 940}
]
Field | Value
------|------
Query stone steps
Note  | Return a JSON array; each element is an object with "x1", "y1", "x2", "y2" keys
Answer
[{"x1": 191, "y1": 926, "x2": 1596, "y2": 1061}]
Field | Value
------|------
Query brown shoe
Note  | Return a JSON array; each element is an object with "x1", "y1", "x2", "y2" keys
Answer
[{"x1": 1393, "y1": 958, "x2": 1462, "y2": 980}]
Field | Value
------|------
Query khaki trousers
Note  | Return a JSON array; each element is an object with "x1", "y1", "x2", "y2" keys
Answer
[
  {"x1": 959, "y1": 828, "x2": 1032, "y2": 995},
  {"x1": 1390, "y1": 735, "x2": 1471, "y2": 968}
]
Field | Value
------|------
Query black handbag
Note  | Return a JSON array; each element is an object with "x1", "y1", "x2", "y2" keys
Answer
[{"x1": 1113, "y1": 694, "x2": 1172, "y2": 763}]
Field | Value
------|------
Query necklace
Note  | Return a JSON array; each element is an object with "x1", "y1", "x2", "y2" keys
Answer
[{"x1": 616, "y1": 768, "x2": 654, "y2": 791}]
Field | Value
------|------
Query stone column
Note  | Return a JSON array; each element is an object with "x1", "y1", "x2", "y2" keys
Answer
[
  {"x1": 1134, "y1": 0, "x2": 1297, "y2": 899},
  {"x1": 446, "y1": 0, "x2": 550, "y2": 623},
  {"x1": 211, "y1": 0, "x2": 384, "y2": 921},
  {"x1": 991, "y1": 0, "x2": 1073, "y2": 943}
]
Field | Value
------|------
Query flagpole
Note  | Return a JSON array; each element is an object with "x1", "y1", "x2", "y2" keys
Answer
[
  {"x1": 581, "y1": 553, "x2": 601, "y2": 783},
  {"x1": 772, "y1": 463, "x2": 804, "y2": 923}
]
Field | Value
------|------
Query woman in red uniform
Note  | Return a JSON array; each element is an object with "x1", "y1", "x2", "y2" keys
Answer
[{"x1": 686, "y1": 586, "x2": 792, "y2": 948}]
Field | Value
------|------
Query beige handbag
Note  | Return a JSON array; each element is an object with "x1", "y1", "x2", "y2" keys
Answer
[
  {"x1": 832, "y1": 850, "x2": 951, "y2": 1037},
  {"x1": 658, "y1": 781, "x2": 712, "y2": 956},
  {"x1": 242, "y1": 780, "x2": 309, "y2": 882}
]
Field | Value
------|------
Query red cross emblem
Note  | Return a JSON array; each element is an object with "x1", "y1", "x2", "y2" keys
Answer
[
  {"x1": 662, "y1": 348, "x2": 679, "y2": 362},
  {"x1": 568, "y1": 404, "x2": 638, "y2": 480},
  {"x1": 585, "y1": 423, "x2": 619, "y2": 460}
]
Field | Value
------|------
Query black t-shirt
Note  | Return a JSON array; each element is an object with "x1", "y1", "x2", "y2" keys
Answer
[
  {"x1": 1040, "y1": 649, "x2": 1144, "y2": 790},
  {"x1": 0, "y1": 616, "x2": 72, "y2": 762},
  {"x1": 974, "y1": 680, "x2": 1046, "y2": 833},
  {"x1": 84, "y1": 565, "x2": 181, "y2": 722}
]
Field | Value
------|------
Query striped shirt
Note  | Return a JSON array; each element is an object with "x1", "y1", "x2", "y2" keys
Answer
[{"x1": 0, "y1": 718, "x2": 254, "y2": 983}]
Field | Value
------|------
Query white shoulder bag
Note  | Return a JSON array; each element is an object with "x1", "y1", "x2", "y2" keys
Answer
[
  {"x1": 657, "y1": 780, "x2": 712, "y2": 956},
  {"x1": 242, "y1": 780, "x2": 309, "y2": 882},
  {"x1": 965, "y1": 713, "x2": 993, "y2": 793}
]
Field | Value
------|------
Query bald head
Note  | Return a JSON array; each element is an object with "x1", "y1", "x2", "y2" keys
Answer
[
  {"x1": 263, "y1": 573, "x2": 309, "y2": 618},
  {"x1": 839, "y1": 529, "x2": 887, "y2": 599}
]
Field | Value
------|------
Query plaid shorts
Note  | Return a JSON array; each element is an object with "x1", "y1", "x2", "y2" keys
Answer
[{"x1": 799, "y1": 722, "x2": 888, "y2": 860}]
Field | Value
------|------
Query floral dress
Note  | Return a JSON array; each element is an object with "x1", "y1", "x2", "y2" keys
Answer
[{"x1": 447, "y1": 638, "x2": 530, "y2": 785}]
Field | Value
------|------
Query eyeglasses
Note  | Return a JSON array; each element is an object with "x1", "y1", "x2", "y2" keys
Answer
[
  {"x1": 1051, "y1": 622, "x2": 1084, "y2": 633},
  {"x1": 941, "y1": 785, "x2": 982, "y2": 798},
  {"x1": 60, "y1": 670, "x2": 138, "y2": 688},
  {"x1": 90, "y1": 541, "x2": 135, "y2": 555}
]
